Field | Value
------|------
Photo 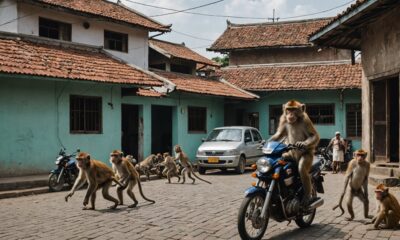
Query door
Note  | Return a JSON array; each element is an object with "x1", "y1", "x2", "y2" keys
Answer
[
  {"x1": 151, "y1": 105, "x2": 173, "y2": 154},
  {"x1": 121, "y1": 104, "x2": 139, "y2": 160},
  {"x1": 388, "y1": 78, "x2": 399, "y2": 162}
]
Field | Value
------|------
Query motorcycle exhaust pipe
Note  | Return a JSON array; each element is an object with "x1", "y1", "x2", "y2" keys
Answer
[{"x1": 309, "y1": 198, "x2": 324, "y2": 210}]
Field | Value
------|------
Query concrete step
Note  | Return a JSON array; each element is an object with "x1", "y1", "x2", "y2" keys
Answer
[
  {"x1": 0, "y1": 174, "x2": 48, "y2": 191},
  {"x1": 0, "y1": 187, "x2": 49, "y2": 199},
  {"x1": 370, "y1": 166, "x2": 393, "y2": 177},
  {"x1": 369, "y1": 174, "x2": 400, "y2": 187}
]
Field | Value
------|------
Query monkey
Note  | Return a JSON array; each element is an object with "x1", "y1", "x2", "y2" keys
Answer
[
  {"x1": 366, "y1": 184, "x2": 400, "y2": 229},
  {"x1": 109, "y1": 150, "x2": 155, "y2": 208},
  {"x1": 332, "y1": 149, "x2": 372, "y2": 220},
  {"x1": 135, "y1": 153, "x2": 162, "y2": 181},
  {"x1": 269, "y1": 100, "x2": 320, "y2": 207},
  {"x1": 65, "y1": 152, "x2": 122, "y2": 210},
  {"x1": 174, "y1": 145, "x2": 211, "y2": 184},
  {"x1": 160, "y1": 152, "x2": 181, "y2": 184}
]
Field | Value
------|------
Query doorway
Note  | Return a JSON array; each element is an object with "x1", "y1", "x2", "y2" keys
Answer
[
  {"x1": 121, "y1": 104, "x2": 139, "y2": 160},
  {"x1": 372, "y1": 77, "x2": 399, "y2": 162},
  {"x1": 151, "y1": 105, "x2": 173, "y2": 154}
]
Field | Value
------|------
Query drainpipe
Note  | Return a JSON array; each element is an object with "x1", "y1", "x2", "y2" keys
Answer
[{"x1": 339, "y1": 89, "x2": 345, "y2": 136}]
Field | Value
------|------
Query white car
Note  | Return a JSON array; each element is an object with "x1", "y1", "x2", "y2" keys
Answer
[{"x1": 196, "y1": 126, "x2": 264, "y2": 174}]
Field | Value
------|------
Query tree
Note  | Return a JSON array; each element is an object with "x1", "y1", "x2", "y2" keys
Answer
[{"x1": 212, "y1": 54, "x2": 229, "y2": 67}]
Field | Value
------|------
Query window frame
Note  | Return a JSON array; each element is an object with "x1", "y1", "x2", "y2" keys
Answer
[
  {"x1": 38, "y1": 17, "x2": 71, "y2": 41},
  {"x1": 269, "y1": 105, "x2": 282, "y2": 135},
  {"x1": 104, "y1": 30, "x2": 128, "y2": 53},
  {"x1": 346, "y1": 103, "x2": 362, "y2": 139},
  {"x1": 187, "y1": 106, "x2": 207, "y2": 134},
  {"x1": 70, "y1": 95, "x2": 103, "y2": 134},
  {"x1": 306, "y1": 103, "x2": 335, "y2": 125}
]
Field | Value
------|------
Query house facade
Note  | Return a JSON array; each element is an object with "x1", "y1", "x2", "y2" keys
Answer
[
  {"x1": 310, "y1": 0, "x2": 400, "y2": 163},
  {"x1": 209, "y1": 18, "x2": 363, "y2": 149},
  {"x1": 0, "y1": 0, "x2": 255, "y2": 176}
]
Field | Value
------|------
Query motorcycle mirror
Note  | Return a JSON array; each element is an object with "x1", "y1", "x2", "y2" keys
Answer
[{"x1": 76, "y1": 148, "x2": 80, "y2": 152}]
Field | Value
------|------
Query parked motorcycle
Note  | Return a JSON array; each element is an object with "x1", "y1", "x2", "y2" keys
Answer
[
  {"x1": 316, "y1": 139, "x2": 353, "y2": 171},
  {"x1": 48, "y1": 148, "x2": 80, "y2": 192},
  {"x1": 237, "y1": 141, "x2": 325, "y2": 240}
]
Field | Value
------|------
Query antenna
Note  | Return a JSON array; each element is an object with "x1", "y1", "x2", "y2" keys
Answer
[{"x1": 268, "y1": 9, "x2": 280, "y2": 22}]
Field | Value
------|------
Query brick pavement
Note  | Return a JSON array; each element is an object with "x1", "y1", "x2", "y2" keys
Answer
[{"x1": 0, "y1": 172, "x2": 400, "y2": 240}]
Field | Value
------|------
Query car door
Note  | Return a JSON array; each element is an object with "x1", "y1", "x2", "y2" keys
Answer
[
  {"x1": 243, "y1": 130, "x2": 254, "y2": 164},
  {"x1": 251, "y1": 129, "x2": 264, "y2": 162}
]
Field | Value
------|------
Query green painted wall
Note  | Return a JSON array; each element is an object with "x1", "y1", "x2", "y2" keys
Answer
[
  {"x1": 0, "y1": 76, "x2": 226, "y2": 176},
  {"x1": 225, "y1": 89, "x2": 362, "y2": 150}
]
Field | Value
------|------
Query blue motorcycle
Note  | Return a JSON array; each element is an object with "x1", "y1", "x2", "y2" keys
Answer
[
  {"x1": 48, "y1": 148, "x2": 80, "y2": 192},
  {"x1": 237, "y1": 141, "x2": 325, "y2": 240}
]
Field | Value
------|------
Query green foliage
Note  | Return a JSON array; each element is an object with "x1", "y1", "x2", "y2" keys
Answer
[{"x1": 212, "y1": 55, "x2": 229, "y2": 67}]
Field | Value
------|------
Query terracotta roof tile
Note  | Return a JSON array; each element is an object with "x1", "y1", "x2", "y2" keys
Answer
[
  {"x1": 34, "y1": 0, "x2": 170, "y2": 32},
  {"x1": 0, "y1": 37, "x2": 162, "y2": 86},
  {"x1": 136, "y1": 88, "x2": 164, "y2": 97},
  {"x1": 209, "y1": 18, "x2": 332, "y2": 51},
  {"x1": 152, "y1": 70, "x2": 257, "y2": 100},
  {"x1": 217, "y1": 63, "x2": 361, "y2": 91},
  {"x1": 149, "y1": 39, "x2": 218, "y2": 66}
]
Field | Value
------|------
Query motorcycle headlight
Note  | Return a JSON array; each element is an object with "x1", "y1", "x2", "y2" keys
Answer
[
  {"x1": 225, "y1": 149, "x2": 239, "y2": 156},
  {"x1": 55, "y1": 156, "x2": 63, "y2": 165},
  {"x1": 257, "y1": 158, "x2": 272, "y2": 173}
]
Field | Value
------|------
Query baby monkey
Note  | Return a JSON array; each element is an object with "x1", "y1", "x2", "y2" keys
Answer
[{"x1": 161, "y1": 152, "x2": 181, "y2": 184}]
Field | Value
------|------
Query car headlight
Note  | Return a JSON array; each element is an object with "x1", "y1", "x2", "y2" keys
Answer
[
  {"x1": 197, "y1": 150, "x2": 205, "y2": 156},
  {"x1": 225, "y1": 149, "x2": 239, "y2": 155},
  {"x1": 257, "y1": 158, "x2": 271, "y2": 173}
]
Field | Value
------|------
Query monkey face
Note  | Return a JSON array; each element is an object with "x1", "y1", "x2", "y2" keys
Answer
[
  {"x1": 174, "y1": 145, "x2": 181, "y2": 153},
  {"x1": 285, "y1": 109, "x2": 300, "y2": 124},
  {"x1": 76, "y1": 152, "x2": 90, "y2": 168},
  {"x1": 110, "y1": 151, "x2": 123, "y2": 164}
]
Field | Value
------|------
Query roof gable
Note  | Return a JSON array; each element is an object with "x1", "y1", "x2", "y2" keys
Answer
[
  {"x1": 209, "y1": 18, "x2": 332, "y2": 52},
  {"x1": 149, "y1": 39, "x2": 218, "y2": 66}
]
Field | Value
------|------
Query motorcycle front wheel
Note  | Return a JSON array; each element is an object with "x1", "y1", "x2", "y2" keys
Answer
[
  {"x1": 237, "y1": 192, "x2": 269, "y2": 240},
  {"x1": 48, "y1": 173, "x2": 65, "y2": 192}
]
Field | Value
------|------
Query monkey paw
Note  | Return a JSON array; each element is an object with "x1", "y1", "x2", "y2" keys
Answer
[
  {"x1": 128, "y1": 203, "x2": 137, "y2": 208},
  {"x1": 345, "y1": 217, "x2": 354, "y2": 221},
  {"x1": 108, "y1": 204, "x2": 118, "y2": 210},
  {"x1": 365, "y1": 215, "x2": 374, "y2": 219},
  {"x1": 82, "y1": 206, "x2": 95, "y2": 210}
]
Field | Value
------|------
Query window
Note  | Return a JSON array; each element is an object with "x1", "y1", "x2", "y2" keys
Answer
[
  {"x1": 188, "y1": 107, "x2": 206, "y2": 133},
  {"x1": 149, "y1": 63, "x2": 166, "y2": 70},
  {"x1": 251, "y1": 130, "x2": 262, "y2": 143},
  {"x1": 104, "y1": 30, "x2": 128, "y2": 52},
  {"x1": 248, "y1": 112, "x2": 259, "y2": 129},
  {"x1": 346, "y1": 103, "x2": 362, "y2": 138},
  {"x1": 244, "y1": 130, "x2": 252, "y2": 142},
  {"x1": 70, "y1": 95, "x2": 102, "y2": 133},
  {"x1": 269, "y1": 105, "x2": 282, "y2": 135},
  {"x1": 39, "y1": 17, "x2": 71, "y2": 41},
  {"x1": 307, "y1": 104, "x2": 335, "y2": 124}
]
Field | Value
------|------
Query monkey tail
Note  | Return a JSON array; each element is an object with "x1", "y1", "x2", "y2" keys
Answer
[
  {"x1": 191, "y1": 171, "x2": 212, "y2": 184},
  {"x1": 137, "y1": 180, "x2": 156, "y2": 204},
  {"x1": 332, "y1": 193, "x2": 346, "y2": 217}
]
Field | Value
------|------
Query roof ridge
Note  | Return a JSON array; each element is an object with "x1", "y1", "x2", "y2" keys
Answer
[
  {"x1": 149, "y1": 38, "x2": 185, "y2": 47},
  {"x1": 223, "y1": 60, "x2": 355, "y2": 69},
  {"x1": 228, "y1": 17, "x2": 333, "y2": 28}
]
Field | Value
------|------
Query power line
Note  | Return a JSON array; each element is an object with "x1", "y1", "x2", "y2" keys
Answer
[
  {"x1": 171, "y1": 30, "x2": 214, "y2": 42},
  {"x1": 150, "y1": 0, "x2": 224, "y2": 17},
  {"x1": 124, "y1": 0, "x2": 353, "y2": 20}
]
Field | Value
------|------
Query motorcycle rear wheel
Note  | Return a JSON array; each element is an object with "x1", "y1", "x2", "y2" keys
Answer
[
  {"x1": 48, "y1": 173, "x2": 65, "y2": 192},
  {"x1": 295, "y1": 188, "x2": 317, "y2": 228},
  {"x1": 238, "y1": 192, "x2": 269, "y2": 240}
]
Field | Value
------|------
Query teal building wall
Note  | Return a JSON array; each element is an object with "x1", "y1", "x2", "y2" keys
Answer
[
  {"x1": 0, "y1": 75, "x2": 225, "y2": 176},
  {"x1": 225, "y1": 89, "x2": 362, "y2": 149}
]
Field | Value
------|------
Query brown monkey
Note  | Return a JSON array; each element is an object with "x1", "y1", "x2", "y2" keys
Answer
[
  {"x1": 174, "y1": 145, "x2": 211, "y2": 184},
  {"x1": 110, "y1": 150, "x2": 155, "y2": 208},
  {"x1": 269, "y1": 100, "x2": 320, "y2": 206},
  {"x1": 161, "y1": 152, "x2": 181, "y2": 183},
  {"x1": 367, "y1": 184, "x2": 400, "y2": 229},
  {"x1": 332, "y1": 149, "x2": 372, "y2": 220},
  {"x1": 65, "y1": 152, "x2": 122, "y2": 210},
  {"x1": 135, "y1": 153, "x2": 162, "y2": 181}
]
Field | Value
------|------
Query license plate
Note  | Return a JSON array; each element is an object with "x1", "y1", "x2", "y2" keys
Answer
[{"x1": 208, "y1": 157, "x2": 219, "y2": 163}]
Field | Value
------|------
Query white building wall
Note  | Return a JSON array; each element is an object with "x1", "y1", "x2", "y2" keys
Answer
[
  {"x1": 0, "y1": 0, "x2": 18, "y2": 33},
  {"x1": 10, "y1": 2, "x2": 149, "y2": 69}
]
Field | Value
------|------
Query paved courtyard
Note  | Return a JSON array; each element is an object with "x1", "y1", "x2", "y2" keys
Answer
[{"x1": 0, "y1": 171, "x2": 400, "y2": 240}]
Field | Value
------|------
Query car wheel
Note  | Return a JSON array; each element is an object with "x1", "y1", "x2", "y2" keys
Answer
[
  {"x1": 235, "y1": 155, "x2": 246, "y2": 174},
  {"x1": 198, "y1": 167, "x2": 206, "y2": 175}
]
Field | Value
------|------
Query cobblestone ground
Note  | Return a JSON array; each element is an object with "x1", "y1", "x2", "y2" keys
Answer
[{"x1": 1, "y1": 171, "x2": 400, "y2": 240}]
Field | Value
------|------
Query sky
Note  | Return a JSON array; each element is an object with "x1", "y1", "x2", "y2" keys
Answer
[{"x1": 119, "y1": 0, "x2": 355, "y2": 59}]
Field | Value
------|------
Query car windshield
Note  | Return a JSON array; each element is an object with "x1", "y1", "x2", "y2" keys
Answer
[{"x1": 206, "y1": 129, "x2": 242, "y2": 142}]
